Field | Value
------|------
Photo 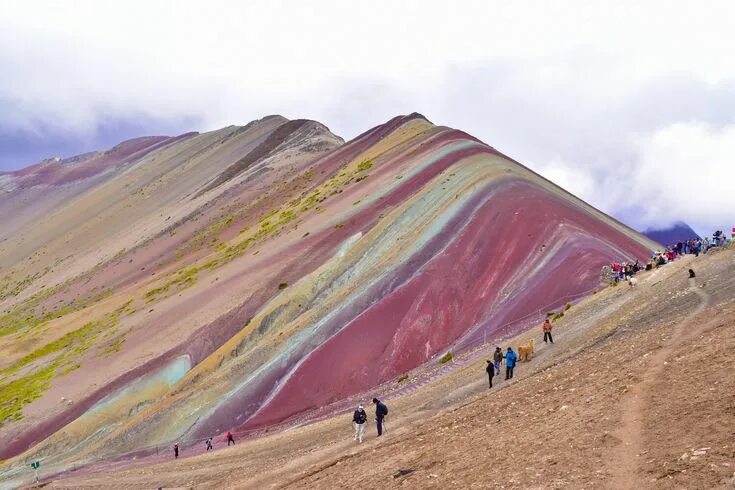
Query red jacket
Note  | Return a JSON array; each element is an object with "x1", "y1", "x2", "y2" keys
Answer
[{"x1": 542, "y1": 321, "x2": 553, "y2": 332}]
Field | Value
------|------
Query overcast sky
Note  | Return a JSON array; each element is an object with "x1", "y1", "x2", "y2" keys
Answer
[{"x1": 1, "y1": 1, "x2": 733, "y2": 234}]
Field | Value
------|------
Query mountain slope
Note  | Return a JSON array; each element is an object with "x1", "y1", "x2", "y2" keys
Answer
[{"x1": 0, "y1": 114, "x2": 655, "y2": 482}]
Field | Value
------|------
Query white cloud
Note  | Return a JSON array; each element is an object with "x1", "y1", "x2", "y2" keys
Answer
[
  {"x1": 530, "y1": 157, "x2": 598, "y2": 204},
  {"x1": 631, "y1": 123, "x2": 735, "y2": 232},
  {"x1": 1, "y1": 0, "x2": 735, "y2": 232}
]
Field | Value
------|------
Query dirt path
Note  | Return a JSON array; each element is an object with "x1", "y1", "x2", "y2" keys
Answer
[{"x1": 609, "y1": 276, "x2": 710, "y2": 487}]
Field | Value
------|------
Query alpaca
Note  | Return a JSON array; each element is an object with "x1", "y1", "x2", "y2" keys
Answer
[{"x1": 518, "y1": 338, "x2": 535, "y2": 361}]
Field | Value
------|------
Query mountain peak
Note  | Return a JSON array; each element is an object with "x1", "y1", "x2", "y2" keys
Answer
[{"x1": 643, "y1": 221, "x2": 700, "y2": 245}]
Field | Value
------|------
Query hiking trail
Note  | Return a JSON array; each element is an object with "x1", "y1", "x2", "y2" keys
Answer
[{"x1": 608, "y1": 276, "x2": 710, "y2": 487}]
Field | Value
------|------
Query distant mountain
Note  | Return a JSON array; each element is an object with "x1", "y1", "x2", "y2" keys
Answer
[{"x1": 643, "y1": 222, "x2": 700, "y2": 245}]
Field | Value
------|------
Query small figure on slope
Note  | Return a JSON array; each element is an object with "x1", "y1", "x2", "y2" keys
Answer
[
  {"x1": 486, "y1": 359, "x2": 495, "y2": 388},
  {"x1": 504, "y1": 347, "x2": 517, "y2": 380},
  {"x1": 372, "y1": 398, "x2": 389, "y2": 436},
  {"x1": 543, "y1": 318, "x2": 554, "y2": 344},
  {"x1": 352, "y1": 404, "x2": 368, "y2": 443}
]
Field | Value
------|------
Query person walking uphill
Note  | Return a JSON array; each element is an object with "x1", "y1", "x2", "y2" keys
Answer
[
  {"x1": 352, "y1": 404, "x2": 368, "y2": 443},
  {"x1": 226, "y1": 431, "x2": 235, "y2": 446},
  {"x1": 504, "y1": 347, "x2": 517, "y2": 380},
  {"x1": 493, "y1": 346, "x2": 503, "y2": 375},
  {"x1": 542, "y1": 319, "x2": 554, "y2": 344},
  {"x1": 486, "y1": 359, "x2": 495, "y2": 388},
  {"x1": 373, "y1": 398, "x2": 388, "y2": 436}
]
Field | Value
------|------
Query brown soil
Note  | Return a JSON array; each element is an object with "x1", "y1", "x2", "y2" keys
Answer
[{"x1": 33, "y1": 247, "x2": 735, "y2": 489}]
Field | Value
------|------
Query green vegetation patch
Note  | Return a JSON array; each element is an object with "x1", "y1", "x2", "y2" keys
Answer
[
  {"x1": 97, "y1": 327, "x2": 132, "y2": 358},
  {"x1": 0, "y1": 300, "x2": 133, "y2": 427},
  {"x1": 0, "y1": 287, "x2": 112, "y2": 338},
  {"x1": 161, "y1": 157, "x2": 382, "y2": 294},
  {"x1": 356, "y1": 159, "x2": 374, "y2": 173},
  {"x1": 0, "y1": 365, "x2": 55, "y2": 427},
  {"x1": 0, "y1": 268, "x2": 52, "y2": 301},
  {"x1": 438, "y1": 352, "x2": 453, "y2": 364},
  {"x1": 144, "y1": 265, "x2": 201, "y2": 303}
]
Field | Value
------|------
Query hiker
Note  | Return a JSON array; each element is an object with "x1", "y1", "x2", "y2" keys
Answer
[
  {"x1": 205, "y1": 437, "x2": 213, "y2": 451},
  {"x1": 486, "y1": 360, "x2": 495, "y2": 388},
  {"x1": 493, "y1": 346, "x2": 503, "y2": 375},
  {"x1": 373, "y1": 398, "x2": 388, "y2": 436},
  {"x1": 173, "y1": 443, "x2": 179, "y2": 459},
  {"x1": 542, "y1": 319, "x2": 554, "y2": 344},
  {"x1": 352, "y1": 404, "x2": 368, "y2": 443},
  {"x1": 504, "y1": 347, "x2": 517, "y2": 380},
  {"x1": 226, "y1": 431, "x2": 235, "y2": 446}
]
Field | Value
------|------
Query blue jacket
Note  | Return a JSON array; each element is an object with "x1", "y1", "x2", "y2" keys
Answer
[{"x1": 504, "y1": 349, "x2": 517, "y2": 367}]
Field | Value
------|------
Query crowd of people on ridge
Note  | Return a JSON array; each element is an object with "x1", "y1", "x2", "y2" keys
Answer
[
  {"x1": 609, "y1": 260, "x2": 642, "y2": 283},
  {"x1": 609, "y1": 232, "x2": 730, "y2": 283},
  {"x1": 646, "y1": 233, "x2": 727, "y2": 270}
]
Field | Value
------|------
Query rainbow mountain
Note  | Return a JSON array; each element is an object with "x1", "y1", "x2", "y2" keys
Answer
[{"x1": 0, "y1": 113, "x2": 656, "y2": 480}]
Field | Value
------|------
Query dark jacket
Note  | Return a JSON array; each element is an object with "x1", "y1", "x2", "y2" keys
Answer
[
  {"x1": 486, "y1": 362, "x2": 495, "y2": 375},
  {"x1": 493, "y1": 350, "x2": 503, "y2": 362},
  {"x1": 375, "y1": 401, "x2": 388, "y2": 419},
  {"x1": 353, "y1": 409, "x2": 367, "y2": 424}
]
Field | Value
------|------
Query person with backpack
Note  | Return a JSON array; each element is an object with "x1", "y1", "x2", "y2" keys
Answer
[
  {"x1": 485, "y1": 359, "x2": 495, "y2": 388},
  {"x1": 542, "y1": 319, "x2": 554, "y2": 344},
  {"x1": 372, "y1": 398, "x2": 388, "y2": 436},
  {"x1": 226, "y1": 431, "x2": 235, "y2": 446},
  {"x1": 493, "y1": 347, "x2": 503, "y2": 375},
  {"x1": 352, "y1": 404, "x2": 368, "y2": 443},
  {"x1": 504, "y1": 347, "x2": 517, "y2": 380},
  {"x1": 205, "y1": 437, "x2": 213, "y2": 451}
]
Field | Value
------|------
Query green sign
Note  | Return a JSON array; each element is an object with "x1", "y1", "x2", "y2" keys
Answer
[{"x1": 31, "y1": 461, "x2": 40, "y2": 469}]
